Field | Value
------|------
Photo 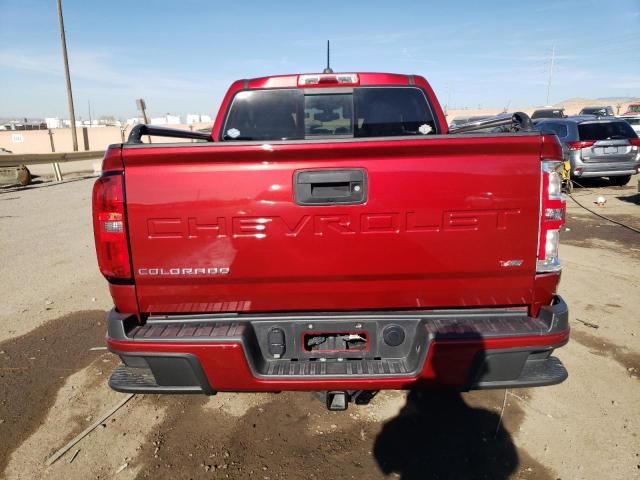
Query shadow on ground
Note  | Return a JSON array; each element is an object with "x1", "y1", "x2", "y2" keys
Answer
[
  {"x1": 374, "y1": 390, "x2": 518, "y2": 480},
  {"x1": 571, "y1": 177, "x2": 631, "y2": 189},
  {"x1": 617, "y1": 193, "x2": 640, "y2": 205},
  {"x1": 0, "y1": 310, "x2": 107, "y2": 473},
  {"x1": 372, "y1": 336, "x2": 551, "y2": 480}
]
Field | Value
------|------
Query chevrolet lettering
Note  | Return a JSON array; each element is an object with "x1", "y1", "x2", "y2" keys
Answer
[{"x1": 147, "y1": 209, "x2": 522, "y2": 239}]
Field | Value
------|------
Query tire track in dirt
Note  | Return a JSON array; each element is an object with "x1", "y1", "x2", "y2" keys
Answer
[
  {"x1": 0, "y1": 310, "x2": 107, "y2": 473},
  {"x1": 563, "y1": 213, "x2": 640, "y2": 260}
]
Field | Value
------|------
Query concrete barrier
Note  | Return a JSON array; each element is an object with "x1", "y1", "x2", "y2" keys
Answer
[
  {"x1": 0, "y1": 150, "x2": 105, "y2": 167},
  {"x1": 0, "y1": 123, "x2": 212, "y2": 155}
]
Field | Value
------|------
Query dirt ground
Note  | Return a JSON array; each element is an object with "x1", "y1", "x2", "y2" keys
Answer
[{"x1": 0, "y1": 174, "x2": 638, "y2": 480}]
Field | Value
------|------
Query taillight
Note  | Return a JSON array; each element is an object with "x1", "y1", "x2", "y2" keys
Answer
[
  {"x1": 537, "y1": 161, "x2": 565, "y2": 273},
  {"x1": 92, "y1": 173, "x2": 132, "y2": 281},
  {"x1": 567, "y1": 140, "x2": 595, "y2": 150},
  {"x1": 628, "y1": 138, "x2": 640, "y2": 147}
]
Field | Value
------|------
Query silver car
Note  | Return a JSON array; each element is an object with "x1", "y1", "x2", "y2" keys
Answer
[{"x1": 535, "y1": 116, "x2": 640, "y2": 186}]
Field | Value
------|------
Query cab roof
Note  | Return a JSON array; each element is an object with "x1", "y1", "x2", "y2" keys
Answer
[{"x1": 239, "y1": 72, "x2": 419, "y2": 89}]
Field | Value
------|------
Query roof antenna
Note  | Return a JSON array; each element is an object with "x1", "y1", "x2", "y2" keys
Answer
[{"x1": 323, "y1": 40, "x2": 333, "y2": 74}]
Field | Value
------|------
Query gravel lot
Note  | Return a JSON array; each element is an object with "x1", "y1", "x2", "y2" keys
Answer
[{"x1": 0, "y1": 174, "x2": 638, "y2": 480}]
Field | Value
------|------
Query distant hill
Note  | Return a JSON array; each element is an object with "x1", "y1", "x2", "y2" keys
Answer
[
  {"x1": 557, "y1": 96, "x2": 640, "y2": 106},
  {"x1": 551, "y1": 97, "x2": 640, "y2": 115},
  {"x1": 595, "y1": 96, "x2": 640, "y2": 102},
  {"x1": 447, "y1": 96, "x2": 640, "y2": 120}
]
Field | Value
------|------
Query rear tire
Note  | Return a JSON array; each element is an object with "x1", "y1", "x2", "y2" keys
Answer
[
  {"x1": 566, "y1": 177, "x2": 574, "y2": 193},
  {"x1": 608, "y1": 175, "x2": 631, "y2": 186},
  {"x1": 562, "y1": 172, "x2": 574, "y2": 193}
]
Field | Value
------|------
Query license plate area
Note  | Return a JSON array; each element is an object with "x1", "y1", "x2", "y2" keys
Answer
[
  {"x1": 249, "y1": 317, "x2": 427, "y2": 369},
  {"x1": 303, "y1": 332, "x2": 369, "y2": 353},
  {"x1": 596, "y1": 146, "x2": 620, "y2": 155},
  {"x1": 293, "y1": 321, "x2": 379, "y2": 359}
]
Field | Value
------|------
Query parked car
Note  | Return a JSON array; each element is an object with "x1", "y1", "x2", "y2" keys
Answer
[
  {"x1": 531, "y1": 108, "x2": 566, "y2": 121},
  {"x1": 620, "y1": 115, "x2": 640, "y2": 135},
  {"x1": 622, "y1": 103, "x2": 640, "y2": 116},
  {"x1": 578, "y1": 106, "x2": 615, "y2": 117},
  {"x1": 535, "y1": 116, "x2": 640, "y2": 186},
  {"x1": 93, "y1": 71, "x2": 570, "y2": 410}
]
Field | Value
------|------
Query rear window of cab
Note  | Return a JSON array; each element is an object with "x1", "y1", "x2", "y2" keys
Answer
[{"x1": 221, "y1": 87, "x2": 438, "y2": 141}]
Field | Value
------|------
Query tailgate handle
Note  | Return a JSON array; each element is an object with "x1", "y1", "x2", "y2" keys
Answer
[{"x1": 294, "y1": 169, "x2": 367, "y2": 205}]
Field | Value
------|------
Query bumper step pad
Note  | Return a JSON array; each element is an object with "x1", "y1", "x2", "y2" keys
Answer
[
  {"x1": 266, "y1": 358, "x2": 408, "y2": 377},
  {"x1": 109, "y1": 364, "x2": 205, "y2": 394},
  {"x1": 474, "y1": 356, "x2": 567, "y2": 389}
]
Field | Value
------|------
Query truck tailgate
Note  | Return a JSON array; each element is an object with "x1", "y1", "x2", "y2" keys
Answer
[{"x1": 122, "y1": 135, "x2": 542, "y2": 314}]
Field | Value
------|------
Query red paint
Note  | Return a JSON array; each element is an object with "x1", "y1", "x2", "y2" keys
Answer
[
  {"x1": 531, "y1": 273, "x2": 561, "y2": 317},
  {"x1": 540, "y1": 133, "x2": 564, "y2": 160},
  {"x1": 101, "y1": 145, "x2": 124, "y2": 172},
  {"x1": 108, "y1": 284, "x2": 139, "y2": 315},
  {"x1": 108, "y1": 330, "x2": 569, "y2": 391},
  {"x1": 119, "y1": 135, "x2": 545, "y2": 314}
]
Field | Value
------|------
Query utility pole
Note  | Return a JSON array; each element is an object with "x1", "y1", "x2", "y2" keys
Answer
[
  {"x1": 56, "y1": 0, "x2": 78, "y2": 152},
  {"x1": 546, "y1": 45, "x2": 555, "y2": 106},
  {"x1": 88, "y1": 100, "x2": 92, "y2": 127}
]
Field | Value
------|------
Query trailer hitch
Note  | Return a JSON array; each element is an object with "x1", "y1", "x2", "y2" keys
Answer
[
  {"x1": 326, "y1": 391, "x2": 348, "y2": 411},
  {"x1": 317, "y1": 390, "x2": 380, "y2": 411}
]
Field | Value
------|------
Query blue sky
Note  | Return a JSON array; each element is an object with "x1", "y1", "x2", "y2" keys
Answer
[{"x1": 1, "y1": 0, "x2": 638, "y2": 119}]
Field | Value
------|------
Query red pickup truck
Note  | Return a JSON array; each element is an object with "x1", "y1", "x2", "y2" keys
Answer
[{"x1": 93, "y1": 72, "x2": 569, "y2": 410}]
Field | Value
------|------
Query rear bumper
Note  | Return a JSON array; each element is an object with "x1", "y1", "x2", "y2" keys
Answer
[
  {"x1": 107, "y1": 296, "x2": 570, "y2": 394},
  {"x1": 571, "y1": 157, "x2": 639, "y2": 177},
  {"x1": 577, "y1": 168, "x2": 637, "y2": 178}
]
